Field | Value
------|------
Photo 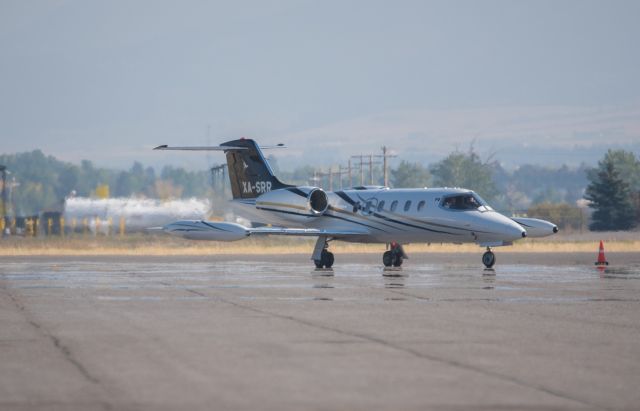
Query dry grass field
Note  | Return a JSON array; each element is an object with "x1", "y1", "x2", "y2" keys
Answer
[{"x1": 0, "y1": 231, "x2": 638, "y2": 256}]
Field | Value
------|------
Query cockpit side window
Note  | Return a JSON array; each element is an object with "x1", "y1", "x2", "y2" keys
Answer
[{"x1": 440, "y1": 193, "x2": 491, "y2": 211}]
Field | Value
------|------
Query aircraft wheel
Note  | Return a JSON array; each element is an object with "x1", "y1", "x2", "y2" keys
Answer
[
  {"x1": 482, "y1": 250, "x2": 496, "y2": 269},
  {"x1": 314, "y1": 259, "x2": 324, "y2": 269},
  {"x1": 393, "y1": 255, "x2": 403, "y2": 267},
  {"x1": 383, "y1": 251, "x2": 393, "y2": 267},
  {"x1": 320, "y1": 250, "x2": 334, "y2": 269}
]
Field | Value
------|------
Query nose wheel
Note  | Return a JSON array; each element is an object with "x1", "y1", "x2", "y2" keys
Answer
[{"x1": 482, "y1": 248, "x2": 496, "y2": 269}]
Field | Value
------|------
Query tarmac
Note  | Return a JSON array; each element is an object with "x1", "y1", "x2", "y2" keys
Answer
[{"x1": 1, "y1": 252, "x2": 639, "y2": 411}]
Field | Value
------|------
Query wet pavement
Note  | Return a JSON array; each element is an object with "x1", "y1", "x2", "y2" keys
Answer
[{"x1": 1, "y1": 254, "x2": 639, "y2": 410}]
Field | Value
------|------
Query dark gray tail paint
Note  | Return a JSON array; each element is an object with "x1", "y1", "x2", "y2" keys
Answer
[{"x1": 221, "y1": 139, "x2": 292, "y2": 199}]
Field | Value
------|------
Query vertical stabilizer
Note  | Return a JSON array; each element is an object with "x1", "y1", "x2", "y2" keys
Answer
[{"x1": 221, "y1": 139, "x2": 291, "y2": 199}]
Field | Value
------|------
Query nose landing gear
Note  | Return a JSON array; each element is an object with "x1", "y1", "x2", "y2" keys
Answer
[{"x1": 482, "y1": 247, "x2": 496, "y2": 269}]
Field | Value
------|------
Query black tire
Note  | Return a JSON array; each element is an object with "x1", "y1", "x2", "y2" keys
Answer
[
  {"x1": 321, "y1": 250, "x2": 334, "y2": 268},
  {"x1": 482, "y1": 251, "x2": 496, "y2": 268},
  {"x1": 314, "y1": 260, "x2": 323, "y2": 269},
  {"x1": 393, "y1": 255, "x2": 403, "y2": 267},
  {"x1": 383, "y1": 251, "x2": 393, "y2": 267}
]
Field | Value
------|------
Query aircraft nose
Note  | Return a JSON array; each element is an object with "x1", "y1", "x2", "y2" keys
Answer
[
  {"x1": 476, "y1": 213, "x2": 528, "y2": 243},
  {"x1": 505, "y1": 219, "x2": 527, "y2": 240}
]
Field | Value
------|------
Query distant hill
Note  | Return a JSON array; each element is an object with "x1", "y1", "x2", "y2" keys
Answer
[{"x1": 276, "y1": 105, "x2": 640, "y2": 169}]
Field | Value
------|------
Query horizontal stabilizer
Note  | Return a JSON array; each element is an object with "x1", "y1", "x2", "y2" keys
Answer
[
  {"x1": 154, "y1": 145, "x2": 246, "y2": 151},
  {"x1": 154, "y1": 143, "x2": 285, "y2": 151}
]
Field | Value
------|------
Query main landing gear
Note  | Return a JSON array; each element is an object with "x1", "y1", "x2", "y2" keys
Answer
[
  {"x1": 312, "y1": 236, "x2": 334, "y2": 269},
  {"x1": 383, "y1": 241, "x2": 406, "y2": 268},
  {"x1": 315, "y1": 249, "x2": 334, "y2": 269},
  {"x1": 482, "y1": 247, "x2": 496, "y2": 269}
]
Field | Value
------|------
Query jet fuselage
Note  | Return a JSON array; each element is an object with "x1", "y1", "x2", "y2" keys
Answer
[{"x1": 233, "y1": 187, "x2": 526, "y2": 246}]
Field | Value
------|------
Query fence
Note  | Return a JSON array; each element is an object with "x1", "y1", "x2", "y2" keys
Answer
[{"x1": 1, "y1": 216, "x2": 129, "y2": 237}]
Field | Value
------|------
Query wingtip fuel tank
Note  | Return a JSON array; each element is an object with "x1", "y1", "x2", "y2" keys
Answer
[{"x1": 511, "y1": 217, "x2": 559, "y2": 238}]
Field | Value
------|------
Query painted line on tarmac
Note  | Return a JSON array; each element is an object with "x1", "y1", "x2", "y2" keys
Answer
[{"x1": 201, "y1": 290, "x2": 608, "y2": 411}]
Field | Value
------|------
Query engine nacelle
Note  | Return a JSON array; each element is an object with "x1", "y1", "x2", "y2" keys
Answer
[
  {"x1": 255, "y1": 186, "x2": 329, "y2": 217},
  {"x1": 162, "y1": 220, "x2": 248, "y2": 241},
  {"x1": 511, "y1": 217, "x2": 559, "y2": 238}
]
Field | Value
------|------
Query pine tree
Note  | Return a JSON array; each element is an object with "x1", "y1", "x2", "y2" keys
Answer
[{"x1": 585, "y1": 155, "x2": 637, "y2": 231}]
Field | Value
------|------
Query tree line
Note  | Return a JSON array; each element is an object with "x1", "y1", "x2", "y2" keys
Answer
[
  {"x1": 375, "y1": 149, "x2": 589, "y2": 214},
  {"x1": 0, "y1": 150, "x2": 212, "y2": 215},
  {"x1": 387, "y1": 148, "x2": 639, "y2": 231},
  {"x1": 1, "y1": 148, "x2": 638, "y2": 231}
]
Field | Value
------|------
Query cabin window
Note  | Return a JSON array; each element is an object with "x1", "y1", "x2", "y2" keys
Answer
[
  {"x1": 390, "y1": 200, "x2": 398, "y2": 212},
  {"x1": 417, "y1": 200, "x2": 426, "y2": 211},
  {"x1": 404, "y1": 200, "x2": 412, "y2": 212},
  {"x1": 377, "y1": 200, "x2": 385, "y2": 212}
]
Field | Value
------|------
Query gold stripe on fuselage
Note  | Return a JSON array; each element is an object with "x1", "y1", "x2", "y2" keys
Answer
[{"x1": 256, "y1": 201, "x2": 310, "y2": 212}]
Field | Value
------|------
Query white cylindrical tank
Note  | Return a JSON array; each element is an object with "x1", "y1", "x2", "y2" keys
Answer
[{"x1": 63, "y1": 197, "x2": 210, "y2": 233}]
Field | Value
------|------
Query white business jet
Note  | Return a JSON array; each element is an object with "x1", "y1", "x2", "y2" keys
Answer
[{"x1": 155, "y1": 138, "x2": 558, "y2": 269}]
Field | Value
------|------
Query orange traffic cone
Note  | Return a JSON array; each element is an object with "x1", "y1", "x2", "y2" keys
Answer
[{"x1": 595, "y1": 240, "x2": 609, "y2": 266}]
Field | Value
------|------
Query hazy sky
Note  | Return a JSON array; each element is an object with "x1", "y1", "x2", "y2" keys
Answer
[{"x1": 1, "y1": 0, "x2": 639, "y2": 169}]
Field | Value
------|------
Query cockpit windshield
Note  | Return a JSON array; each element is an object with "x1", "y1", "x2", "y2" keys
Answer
[{"x1": 440, "y1": 193, "x2": 492, "y2": 212}]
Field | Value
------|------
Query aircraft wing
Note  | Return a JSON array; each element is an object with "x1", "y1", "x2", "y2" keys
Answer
[
  {"x1": 160, "y1": 220, "x2": 368, "y2": 241},
  {"x1": 248, "y1": 227, "x2": 368, "y2": 237}
]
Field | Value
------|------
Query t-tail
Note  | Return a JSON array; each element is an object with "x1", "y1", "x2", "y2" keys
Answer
[{"x1": 221, "y1": 139, "x2": 292, "y2": 199}]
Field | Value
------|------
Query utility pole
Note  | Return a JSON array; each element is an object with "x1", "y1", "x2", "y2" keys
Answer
[
  {"x1": 375, "y1": 146, "x2": 397, "y2": 187},
  {"x1": 0, "y1": 165, "x2": 6, "y2": 236},
  {"x1": 210, "y1": 164, "x2": 226, "y2": 192},
  {"x1": 351, "y1": 155, "x2": 365, "y2": 186},
  {"x1": 369, "y1": 154, "x2": 374, "y2": 185},
  {"x1": 310, "y1": 170, "x2": 321, "y2": 189},
  {"x1": 368, "y1": 155, "x2": 382, "y2": 185},
  {"x1": 328, "y1": 166, "x2": 333, "y2": 191},
  {"x1": 336, "y1": 166, "x2": 350, "y2": 189},
  {"x1": 315, "y1": 166, "x2": 350, "y2": 191},
  {"x1": 326, "y1": 166, "x2": 350, "y2": 190},
  {"x1": 351, "y1": 154, "x2": 381, "y2": 186},
  {"x1": 315, "y1": 167, "x2": 337, "y2": 191}
]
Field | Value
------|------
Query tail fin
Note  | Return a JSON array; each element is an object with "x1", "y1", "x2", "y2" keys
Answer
[{"x1": 221, "y1": 139, "x2": 291, "y2": 199}]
